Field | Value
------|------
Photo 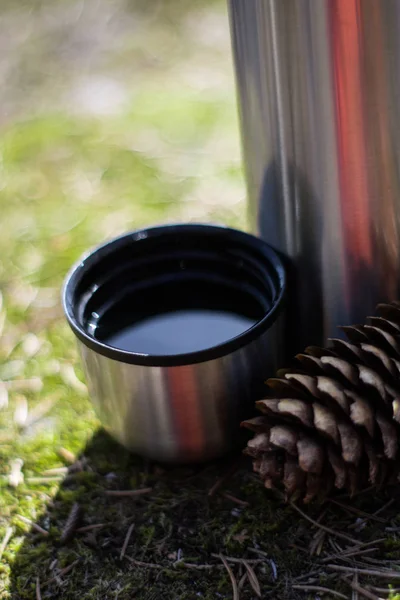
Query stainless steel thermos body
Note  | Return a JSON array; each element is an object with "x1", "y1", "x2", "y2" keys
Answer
[{"x1": 229, "y1": 0, "x2": 400, "y2": 349}]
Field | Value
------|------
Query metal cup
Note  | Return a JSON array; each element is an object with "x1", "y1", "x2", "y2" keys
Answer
[{"x1": 63, "y1": 224, "x2": 286, "y2": 462}]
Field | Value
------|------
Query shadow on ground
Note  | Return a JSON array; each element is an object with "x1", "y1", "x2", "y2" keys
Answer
[
  {"x1": 9, "y1": 429, "x2": 400, "y2": 599},
  {"x1": 8, "y1": 428, "x2": 319, "y2": 600}
]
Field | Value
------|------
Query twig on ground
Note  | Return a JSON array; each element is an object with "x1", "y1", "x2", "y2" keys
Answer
[
  {"x1": 355, "y1": 539, "x2": 386, "y2": 548},
  {"x1": 248, "y1": 547, "x2": 269, "y2": 557},
  {"x1": 243, "y1": 559, "x2": 261, "y2": 598},
  {"x1": 60, "y1": 503, "x2": 81, "y2": 544},
  {"x1": 336, "y1": 485, "x2": 375, "y2": 499},
  {"x1": 321, "y1": 547, "x2": 378, "y2": 563},
  {"x1": 292, "y1": 584, "x2": 347, "y2": 599},
  {"x1": 316, "y1": 508, "x2": 328, "y2": 525},
  {"x1": 238, "y1": 572, "x2": 248, "y2": 590},
  {"x1": 67, "y1": 458, "x2": 87, "y2": 474},
  {"x1": 294, "y1": 568, "x2": 328, "y2": 583},
  {"x1": 223, "y1": 493, "x2": 249, "y2": 507},
  {"x1": 56, "y1": 561, "x2": 78, "y2": 578},
  {"x1": 177, "y1": 563, "x2": 207, "y2": 570},
  {"x1": 328, "y1": 564, "x2": 400, "y2": 579},
  {"x1": 316, "y1": 530, "x2": 327, "y2": 556},
  {"x1": 60, "y1": 363, "x2": 87, "y2": 394},
  {"x1": 8, "y1": 458, "x2": 24, "y2": 487},
  {"x1": 57, "y1": 447, "x2": 76, "y2": 464},
  {"x1": 13, "y1": 395, "x2": 28, "y2": 427},
  {"x1": 105, "y1": 488, "x2": 152, "y2": 498},
  {"x1": 211, "y1": 553, "x2": 264, "y2": 565},
  {"x1": 219, "y1": 554, "x2": 239, "y2": 600},
  {"x1": 0, "y1": 527, "x2": 13, "y2": 560},
  {"x1": 6, "y1": 377, "x2": 43, "y2": 393},
  {"x1": 373, "y1": 498, "x2": 395, "y2": 516},
  {"x1": 26, "y1": 476, "x2": 63, "y2": 484},
  {"x1": 24, "y1": 397, "x2": 57, "y2": 429},
  {"x1": 338, "y1": 556, "x2": 398, "y2": 571},
  {"x1": 16, "y1": 515, "x2": 48, "y2": 536},
  {"x1": 42, "y1": 467, "x2": 68, "y2": 476},
  {"x1": 0, "y1": 381, "x2": 8, "y2": 409},
  {"x1": 350, "y1": 555, "x2": 400, "y2": 567},
  {"x1": 49, "y1": 559, "x2": 57, "y2": 571},
  {"x1": 154, "y1": 524, "x2": 173, "y2": 555},
  {"x1": 76, "y1": 523, "x2": 105, "y2": 533},
  {"x1": 310, "y1": 528, "x2": 325, "y2": 556},
  {"x1": 178, "y1": 562, "x2": 220, "y2": 570},
  {"x1": 290, "y1": 502, "x2": 360, "y2": 546},
  {"x1": 352, "y1": 572, "x2": 359, "y2": 600},
  {"x1": 125, "y1": 557, "x2": 163, "y2": 569},
  {"x1": 289, "y1": 544, "x2": 309, "y2": 554},
  {"x1": 247, "y1": 549, "x2": 278, "y2": 580},
  {"x1": 328, "y1": 538, "x2": 342, "y2": 554},
  {"x1": 328, "y1": 499, "x2": 387, "y2": 523},
  {"x1": 367, "y1": 586, "x2": 400, "y2": 593},
  {"x1": 349, "y1": 581, "x2": 383, "y2": 600},
  {"x1": 36, "y1": 577, "x2": 41, "y2": 600},
  {"x1": 350, "y1": 498, "x2": 395, "y2": 531},
  {"x1": 43, "y1": 560, "x2": 79, "y2": 585},
  {"x1": 208, "y1": 461, "x2": 239, "y2": 497},
  {"x1": 120, "y1": 523, "x2": 134, "y2": 560}
]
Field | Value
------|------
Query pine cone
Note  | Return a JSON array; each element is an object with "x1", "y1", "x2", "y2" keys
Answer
[{"x1": 243, "y1": 302, "x2": 400, "y2": 503}]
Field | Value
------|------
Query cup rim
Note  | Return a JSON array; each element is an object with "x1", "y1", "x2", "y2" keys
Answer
[{"x1": 62, "y1": 223, "x2": 286, "y2": 367}]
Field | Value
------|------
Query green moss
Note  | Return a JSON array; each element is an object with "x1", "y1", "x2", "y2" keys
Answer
[
  {"x1": 5, "y1": 443, "x2": 321, "y2": 599},
  {"x1": 383, "y1": 537, "x2": 400, "y2": 559}
]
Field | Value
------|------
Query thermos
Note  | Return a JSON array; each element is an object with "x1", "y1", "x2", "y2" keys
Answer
[{"x1": 229, "y1": 0, "x2": 400, "y2": 350}]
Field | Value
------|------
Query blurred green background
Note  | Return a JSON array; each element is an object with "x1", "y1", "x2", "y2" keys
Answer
[{"x1": 0, "y1": 0, "x2": 245, "y2": 595}]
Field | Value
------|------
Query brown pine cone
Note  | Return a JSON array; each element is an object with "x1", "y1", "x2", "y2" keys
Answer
[{"x1": 242, "y1": 302, "x2": 400, "y2": 502}]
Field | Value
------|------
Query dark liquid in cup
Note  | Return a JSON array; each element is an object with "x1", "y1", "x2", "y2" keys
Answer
[{"x1": 102, "y1": 309, "x2": 256, "y2": 355}]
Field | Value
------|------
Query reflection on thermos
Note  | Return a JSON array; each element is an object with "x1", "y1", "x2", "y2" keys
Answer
[{"x1": 229, "y1": 0, "x2": 400, "y2": 351}]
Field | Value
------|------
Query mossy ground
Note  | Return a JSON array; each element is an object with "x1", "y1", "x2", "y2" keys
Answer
[
  {"x1": 6, "y1": 441, "x2": 400, "y2": 600},
  {"x1": 5, "y1": 440, "x2": 310, "y2": 600},
  {"x1": 1, "y1": 1, "x2": 400, "y2": 599}
]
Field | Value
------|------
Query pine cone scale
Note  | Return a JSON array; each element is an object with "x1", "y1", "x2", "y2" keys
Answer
[{"x1": 243, "y1": 302, "x2": 400, "y2": 502}]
